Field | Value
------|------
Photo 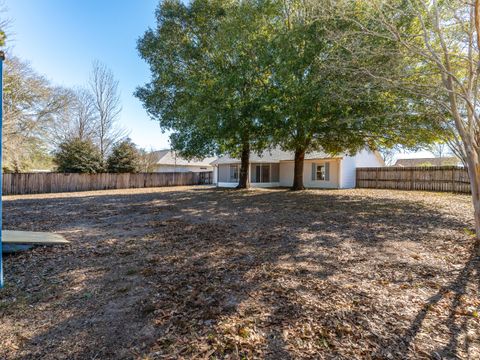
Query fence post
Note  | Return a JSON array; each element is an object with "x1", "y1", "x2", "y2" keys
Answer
[
  {"x1": 452, "y1": 167, "x2": 455, "y2": 193},
  {"x1": 410, "y1": 168, "x2": 414, "y2": 190}
]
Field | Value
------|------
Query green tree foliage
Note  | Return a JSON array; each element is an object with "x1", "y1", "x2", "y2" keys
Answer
[
  {"x1": 136, "y1": 0, "x2": 277, "y2": 188},
  {"x1": 54, "y1": 138, "x2": 103, "y2": 173},
  {"x1": 264, "y1": 0, "x2": 443, "y2": 189},
  {"x1": 0, "y1": 29, "x2": 5, "y2": 47},
  {"x1": 0, "y1": 6, "x2": 9, "y2": 48},
  {"x1": 138, "y1": 0, "x2": 443, "y2": 190},
  {"x1": 106, "y1": 139, "x2": 140, "y2": 173}
]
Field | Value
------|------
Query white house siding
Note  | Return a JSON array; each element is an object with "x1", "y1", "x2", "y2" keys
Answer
[
  {"x1": 155, "y1": 165, "x2": 213, "y2": 173},
  {"x1": 213, "y1": 166, "x2": 218, "y2": 184},
  {"x1": 279, "y1": 161, "x2": 294, "y2": 187},
  {"x1": 340, "y1": 150, "x2": 384, "y2": 188},
  {"x1": 217, "y1": 182, "x2": 281, "y2": 188},
  {"x1": 217, "y1": 182, "x2": 238, "y2": 188},
  {"x1": 340, "y1": 156, "x2": 356, "y2": 189},
  {"x1": 279, "y1": 159, "x2": 341, "y2": 189},
  {"x1": 353, "y1": 149, "x2": 384, "y2": 167},
  {"x1": 214, "y1": 149, "x2": 383, "y2": 189}
]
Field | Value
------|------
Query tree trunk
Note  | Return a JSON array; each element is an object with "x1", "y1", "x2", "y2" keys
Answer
[
  {"x1": 292, "y1": 148, "x2": 305, "y2": 191},
  {"x1": 466, "y1": 153, "x2": 480, "y2": 252},
  {"x1": 237, "y1": 142, "x2": 250, "y2": 189}
]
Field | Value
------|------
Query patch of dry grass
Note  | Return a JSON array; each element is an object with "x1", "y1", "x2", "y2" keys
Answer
[{"x1": 0, "y1": 187, "x2": 478, "y2": 359}]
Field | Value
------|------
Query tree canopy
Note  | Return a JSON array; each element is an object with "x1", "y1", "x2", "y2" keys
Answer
[
  {"x1": 137, "y1": 0, "x2": 279, "y2": 187},
  {"x1": 137, "y1": 0, "x2": 443, "y2": 189}
]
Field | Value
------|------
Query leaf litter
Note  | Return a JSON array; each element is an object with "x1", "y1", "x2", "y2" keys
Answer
[{"x1": 0, "y1": 187, "x2": 478, "y2": 359}]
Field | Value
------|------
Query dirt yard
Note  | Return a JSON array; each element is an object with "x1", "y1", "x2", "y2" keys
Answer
[{"x1": 0, "y1": 187, "x2": 478, "y2": 359}]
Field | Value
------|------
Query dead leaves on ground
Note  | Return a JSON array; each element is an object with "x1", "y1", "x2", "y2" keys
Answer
[{"x1": 0, "y1": 188, "x2": 479, "y2": 359}]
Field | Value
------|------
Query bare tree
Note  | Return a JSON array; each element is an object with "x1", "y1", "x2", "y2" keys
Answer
[
  {"x1": 72, "y1": 87, "x2": 96, "y2": 141},
  {"x1": 48, "y1": 87, "x2": 97, "y2": 146},
  {"x1": 89, "y1": 60, "x2": 125, "y2": 159},
  {"x1": 444, "y1": 122, "x2": 468, "y2": 167},
  {"x1": 3, "y1": 56, "x2": 70, "y2": 171},
  {"x1": 427, "y1": 142, "x2": 451, "y2": 159},
  {"x1": 137, "y1": 148, "x2": 161, "y2": 172},
  {"x1": 378, "y1": 147, "x2": 397, "y2": 166}
]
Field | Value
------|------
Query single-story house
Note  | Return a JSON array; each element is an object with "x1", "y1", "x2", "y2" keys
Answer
[
  {"x1": 394, "y1": 157, "x2": 462, "y2": 167},
  {"x1": 211, "y1": 148, "x2": 384, "y2": 189},
  {"x1": 153, "y1": 150, "x2": 216, "y2": 173}
]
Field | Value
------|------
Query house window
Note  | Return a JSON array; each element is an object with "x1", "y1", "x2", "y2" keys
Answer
[
  {"x1": 262, "y1": 165, "x2": 270, "y2": 183},
  {"x1": 230, "y1": 165, "x2": 239, "y2": 182},
  {"x1": 316, "y1": 165, "x2": 326, "y2": 180},
  {"x1": 312, "y1": 162, "x2": 330, "y2": 181},
  {"x1": 253, "y1": 164, "x2": 270, "y2": 183}
]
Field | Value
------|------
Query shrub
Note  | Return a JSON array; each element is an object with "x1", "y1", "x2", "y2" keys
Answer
[
  {"x1": 106, "y1": 139, "x2": 140, "y2": 173},
  {"x1": 54, "y1": 138, "x2": 103, "y2": 173}
]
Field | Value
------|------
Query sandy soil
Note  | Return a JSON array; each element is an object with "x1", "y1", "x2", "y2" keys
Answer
[{"x1": 0, "y1": 187, "x2": 478, "y2": 359}]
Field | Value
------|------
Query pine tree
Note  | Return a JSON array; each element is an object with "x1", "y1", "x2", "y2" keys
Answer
[{"x1": 106, "y1": 139, "x2": 139, "y2": 173}]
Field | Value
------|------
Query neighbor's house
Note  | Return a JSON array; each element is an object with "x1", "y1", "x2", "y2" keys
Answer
[
  {"x1": 394, "y1": 157, "x2": 462, "y2": 167},
  {"x1": 154, "y1": 150, "x2": 216, "y2": 173},
  {"x1": 211, "y1": 148, "x2": 383, "y2": 189}
]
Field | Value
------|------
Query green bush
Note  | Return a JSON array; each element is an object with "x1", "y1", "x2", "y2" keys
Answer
[
  {"x1": 106, "y1": 139, "x2": 140, "y2": 173},
  {"x1": 54, "y1": 138, "x2": 104, "y2": 173}
]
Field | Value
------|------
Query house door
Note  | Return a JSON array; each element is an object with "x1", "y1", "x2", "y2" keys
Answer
[{"x1": 254, "y1": 164, "x2": 270, "y2": 183}]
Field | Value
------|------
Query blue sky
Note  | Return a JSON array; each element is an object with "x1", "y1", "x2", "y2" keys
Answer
[
  {"x1": 4, "y1": 0, "x2": 432, "y2": 160},
  {"x1": 5, "y1": 0, "x2": 171, "y2": 150}
]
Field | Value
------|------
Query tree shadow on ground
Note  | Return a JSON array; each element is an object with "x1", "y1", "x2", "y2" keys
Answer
[
  {"x1": 0, "y1": 188, "x2": 477, "y2": 359},
  {"x1": 391, "y1": 241, "x2": 479, "y2": 359}
]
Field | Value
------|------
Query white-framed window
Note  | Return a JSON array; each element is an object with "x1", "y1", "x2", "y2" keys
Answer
[
  {"x1": 312, "y1": 162, "x2": 330, "y2": 181},
  {"x1": 316, "y1": 165, "x2": 326, "y2": 180}
]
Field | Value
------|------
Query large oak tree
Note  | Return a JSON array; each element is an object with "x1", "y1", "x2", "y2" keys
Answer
[
  {"x1": 267, "y1": 0, "x2": 443, "y2": 189},
  {"x1": 136, "y1": 0, "x2": 277, "y2": 188},
  {"x1": 137, "y1": 0, "x2": 443, "y2": 190}
]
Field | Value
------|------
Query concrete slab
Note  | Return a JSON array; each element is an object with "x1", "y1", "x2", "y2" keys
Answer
[{"x1": 2, "y1": 230, "x2": 69, "y2": 244}]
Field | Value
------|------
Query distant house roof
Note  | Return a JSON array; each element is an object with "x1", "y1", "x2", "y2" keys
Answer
[
  {"x1": 154, "y1": 150, "x2": 216, "y2": 167},
  {"x1": 211, "y1": 148, "x2": 342, "y2": 165},
  {"x1": 394, "y1": 157, "x2": 460, "y2": 167}
]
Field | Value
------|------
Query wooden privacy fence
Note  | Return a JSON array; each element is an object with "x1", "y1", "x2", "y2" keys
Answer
[
  {"x1": 356, "y1": 166, "x2": 471, "y2": 194},
  {"x1": 2, "y1": 171, "x2": 213, "y2": 195}
]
